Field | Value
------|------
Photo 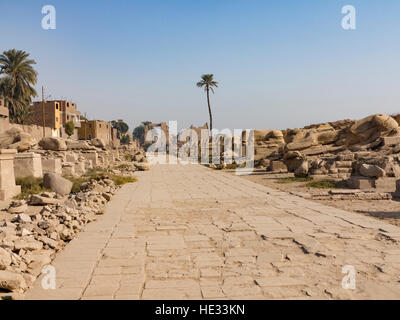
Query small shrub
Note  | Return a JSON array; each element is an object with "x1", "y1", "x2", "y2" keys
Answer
[
  {"x1": 224, "y1": 163, "x2": 247, "y2": 170},
  {"x1": 276, "y1": 176, "x2": 313, "y2": 184},
  {"x1": 306, "y1": 179, "x2": 337, "y2": 189},
  {"x1": 116, "y1": 163, "x2": 132, "y2": 171},
  {"x1": 65, "y1": 121, "x2": 75, "y2": 137},
  {"x1": 124, "y1": 154, "x2": 134, "y2": 161},
  {"x1": 14, "y1": 176, "x2": 50, "y2": 199},
  {"x1": 110, "y1": 175, "x2": 136, "y2": 185},
  {"x1": 65, "y1": 168, "x2": 137, "y2": 193}
]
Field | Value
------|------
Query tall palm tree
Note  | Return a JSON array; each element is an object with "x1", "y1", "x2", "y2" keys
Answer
[
  {"x1": 196, "y1": 74, "x2": 218, "y2": 133},
  {"x1": 0, "y1": 49, "x2": 38, "y2": 123}
]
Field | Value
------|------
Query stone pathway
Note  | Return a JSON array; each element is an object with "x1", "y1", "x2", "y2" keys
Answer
[{"x1": 26, "y1": 164, "x2": 400, "y2": 299}]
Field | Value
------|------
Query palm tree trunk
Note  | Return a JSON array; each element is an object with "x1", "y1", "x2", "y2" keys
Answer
[{"x1": 206, "y1": 86, "x2": 213, "y2": 134}]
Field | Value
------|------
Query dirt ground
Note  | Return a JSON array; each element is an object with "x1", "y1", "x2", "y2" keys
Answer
[{"x1": 228, "y1": 169, "x2": 400, "y2": 228}]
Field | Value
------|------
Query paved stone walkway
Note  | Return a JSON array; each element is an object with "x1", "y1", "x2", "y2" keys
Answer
[{"x1": 26, "y1": 164, "x2": 400, "y2": 299}]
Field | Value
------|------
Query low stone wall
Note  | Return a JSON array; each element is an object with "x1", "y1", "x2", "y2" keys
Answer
[{"x1": 0, "y1": 123, "x2": 78, "y2": 141}]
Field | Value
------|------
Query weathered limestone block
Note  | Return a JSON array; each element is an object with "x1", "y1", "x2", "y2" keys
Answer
[
  {"x1": 98, "y1": 155, "x2": 105, "y2": 166},
  {"x1": 82, "y1": 151, "x2": 98, "y2": 167},
  {"x1": 294, "y1": 160, "x2": 309, "y2": 177},
  {"x1": 0, "y1": 149, "x2": 21, "y2": 200},
  {"x1": 346, "y1": 176, "x2": 375, "y2": 189},
  {"x1": 90, "y1": 138, "x2": 106, "y2": 149},
  {"x1": 345, "y1": 114, "x2": 399, "y2": 146},
  {"x1": 65, "y1": 153, "x2": 78, "y2": 163},
  {"x1": 84, "y1": 160, "x2": 93, "y2": 170},
  {"x1": 337, "y1": 153, "x2": 355, "y2": 161},
  {"x1": 0, "y1": 270, "x2": 27, "y2": 291},
  {"x1": 74, "y1": 162, "x2": 86, "y2": 176},
  {"x1": 65, "y1": 139, "x2": 95, "y2": 150},
  {"x1": 43, "y1": 173, "x2": 73, "y2": 195},
  {"x1": 268, "y1": 160, "x2": 287, "y2": 172},
  {"x1": 360, "y1": 163, "x2": 385, "y2": 178},
  {"x1": 383, "y1": 136, "x2": 400, "y2": 146},
  {"x1": 41, "y1": 158, "x2": 62, "y2": 175},
  {"x1": 62, "y1": 163, "x2": 75, "y2": 176},
  {"x1": 335, "y1": 161, "x2": 353, "y2": 168},
  {"x1": 374, "y1": 177, "x2": 396, "y2": 192},
  {"x1": 14, "y1": 152, "x2": 43, "y2": 179},
  {"x1": 39, "y1": 137, "x2": 67, "y2": 151}
]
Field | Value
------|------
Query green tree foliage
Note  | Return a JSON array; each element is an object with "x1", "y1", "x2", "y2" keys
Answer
[
  {"x1": 65, "y1": 121, "x2": 75, "y2": 137},
  {"x1": 0, "y1": 49, "x2": 38, "y2": 123},
  {"x1": 111, "y1": 120, "x2": 129, "y2": 139},
  {"x1": 120, "y1": 134, "x2": 130, "y2": 145},
  {"x1": 132, "y1": 121, "x2": 152, "y2": 145}
]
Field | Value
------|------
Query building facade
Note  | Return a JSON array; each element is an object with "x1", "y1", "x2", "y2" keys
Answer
[
  {"x1": 78, "y1": 120, "x2": 113, "y2": 145},
  {"x1": 30, "y1": 100, "x2": 81, "y2": 138},
  {"x1": 30, "y1": 101, "x2": 61, "y2": 134},
  {"x1": 57, "y1": 100, "x2": 81, "y2": 129}
]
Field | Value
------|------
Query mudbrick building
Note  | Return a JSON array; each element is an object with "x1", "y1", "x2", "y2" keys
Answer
[
  {"x1": 78, "y1": 120, "x2": 114, "y2": 146},
  {"x1": 30, "y1": 100, "x2": 81, "y2": 138}
]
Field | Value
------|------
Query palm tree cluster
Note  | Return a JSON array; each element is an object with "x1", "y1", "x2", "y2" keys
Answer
[{"x1": 0, "y1": 49, "x2": 38, "y2": 123}]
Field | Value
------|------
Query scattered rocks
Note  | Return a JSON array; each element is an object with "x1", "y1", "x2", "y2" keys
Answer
[
  {"x1": 11, "y1": 214, "x2": 31, "y2": 224},
  {"x1": 8, "y1": 201, "x2": 28, "y2": 214},
  {"x1": 0, "y1": 248, "x2": 11, "y2": 270},
  {"x1": 0, "y1": 270, "x2": 27, "y2": 292},
  {"x1": 0, "y1": 139, "x2": 146, "y2": 297},
  {"x1": 29, "y1": 194, "x2": 61, "y2": 206}
]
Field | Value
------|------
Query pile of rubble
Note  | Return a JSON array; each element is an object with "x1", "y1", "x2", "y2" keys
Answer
[
  {"x1": 0, "y1": 129, "x2": 150, "y2": 298},
  {"x1": 0, "y1": 173, "x2": 121, "y2": 299},
  {"x1": 255, "y1": 113, "x2": 400, "y2": 193}
]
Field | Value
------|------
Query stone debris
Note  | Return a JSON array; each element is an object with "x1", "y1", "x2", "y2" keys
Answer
[
  {"x1": 252, "y1": 114, "x2": 400, "y2": 192},
  {"x1": 0, "y1": 127, "x2": 37, "y2": 152},
  {"x1": 7, "y1": 201, "x2": 28, "y2": 214},
  {"x1": 0, "y1": 140, "x2": 146, "y2": 298},
  {"x1": 0, "y1": 176, "x2": 121, "y2": 297}
]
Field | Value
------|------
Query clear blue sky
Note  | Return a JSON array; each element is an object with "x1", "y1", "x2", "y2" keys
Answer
[{"x1": 1, "y1": 0, "x2": 400, "y2": 131}]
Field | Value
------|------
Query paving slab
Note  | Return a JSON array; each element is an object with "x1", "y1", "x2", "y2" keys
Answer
[{"x1": 26, "y1": 164, "x2": 400, "y2": 299}]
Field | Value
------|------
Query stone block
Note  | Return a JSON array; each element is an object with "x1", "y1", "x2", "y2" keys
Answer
[
  {"x1": 14, "y1": 152, "x2": 43, "y2": 179},
  {"x1": 346, "y1": 176, "x2": 374, "y2": 189},
  {"x1": 74, "y1": 162, "x2": 86, "y2": 176},
  {"x1": 82, "y1": 151, "x2": 98, "y2": 167},
  {"x1": 268, "y1": 160, "x2": 287, "y2": 173},
  {"x1": 66, "y1": 153, "x2": 78, "y2": 163},
  {"x1": 383, "y1": 136, "x2": 400, "y2": 146},
  {"x1": 62, "y1": 164, "x2": 75, "y2": 176},
  {"x1": 335, "y1": 161, "x2": 353, "y2": 168},
  {"x1": 41, "y1": 158, "x2": 62, "y2": 175},
  {"x1": 85, "y1": 160, "x2": 93, "y2": 170},
  {"x1": 374, "y1": 177, "x2": 396, "y2": 192},
  {"x1": 0, "y1": 149, "x2": 21, "y2": 200}
]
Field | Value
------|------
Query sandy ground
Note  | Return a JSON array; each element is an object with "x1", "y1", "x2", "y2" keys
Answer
[{"x1": 228, "y1": 169, "x2": 400, "y2": 227}]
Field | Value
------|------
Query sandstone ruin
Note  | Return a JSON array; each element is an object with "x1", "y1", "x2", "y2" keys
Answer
[{"x1": 253, "y1": 113, "x2": 400, "y2": 194}]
